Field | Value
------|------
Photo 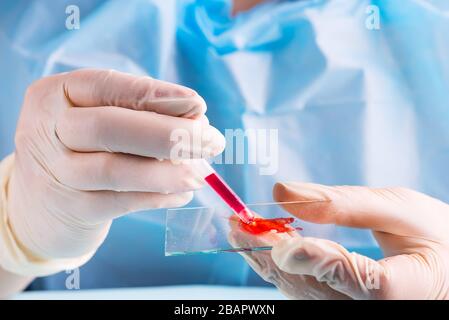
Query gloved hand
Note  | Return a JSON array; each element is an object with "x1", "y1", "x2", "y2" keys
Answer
[
  {"x1": 229, "y1": 182, "x2": 449, "y2": 300},
  {"x1": 3, "y1": 69, "x2": 225, "y2": 274}
]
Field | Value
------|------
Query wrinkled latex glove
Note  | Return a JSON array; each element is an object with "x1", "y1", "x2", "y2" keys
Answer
[
  {"x1": 229, "y1": 182, "x2": 449, "y2": 300},
  {"x1": 6, "y1": 69, "x2": 225, "y2": 264}
]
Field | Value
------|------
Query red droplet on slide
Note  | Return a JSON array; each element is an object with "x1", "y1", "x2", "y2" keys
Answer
[{"x1": 238, "y1": 217, "x2": 301, "y2": 235}]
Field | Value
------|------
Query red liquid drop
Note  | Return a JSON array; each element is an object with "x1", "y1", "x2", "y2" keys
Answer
[
  {"x1": 238, "y1": 217, "x2": 301, "y2": 235},
  {"x1": 205, "y1": 172, "x2": 254, "y2": 223}
]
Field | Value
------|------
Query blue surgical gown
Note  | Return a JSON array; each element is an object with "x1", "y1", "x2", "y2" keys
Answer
[{"x1": 1, "y1": 0, "x2": 449, "y2": 289}]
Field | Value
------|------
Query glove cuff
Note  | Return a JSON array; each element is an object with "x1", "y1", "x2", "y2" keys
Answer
[{"x1": 0, "y1": 154, "x2": 94, "y2": 277}]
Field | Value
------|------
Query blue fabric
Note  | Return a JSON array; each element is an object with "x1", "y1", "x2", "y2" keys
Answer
[{"x1": 1, "y1": 0, "x2": 448, "y2": 289}]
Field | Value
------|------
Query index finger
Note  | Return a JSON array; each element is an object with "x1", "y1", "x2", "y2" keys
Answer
[
  {"x1": 273, "y1": 182, "x2": 449, "y2": 239},
  {"x1": 61, "y1": 69, "x2": 206, "y2": 119}
]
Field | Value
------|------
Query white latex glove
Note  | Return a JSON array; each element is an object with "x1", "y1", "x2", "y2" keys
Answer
[
  {"x1": 3, "y1": 69, "x2": 225, "y2": 275},
  {"x1": 229, "y1": 182, "x2": 449, "y2": 300}
]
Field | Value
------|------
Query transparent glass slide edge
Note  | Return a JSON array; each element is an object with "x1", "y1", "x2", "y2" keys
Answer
[{"x1": 165, "y1": 200, "x2": 330, "y2": 256}]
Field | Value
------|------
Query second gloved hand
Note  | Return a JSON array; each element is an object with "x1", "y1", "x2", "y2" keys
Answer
[
  {"x1": 230, "y1": 182, "x2": 449, "y2": 299},
  {"x1": 6, "y1": 69, "x2": 225, "y2": 270}
]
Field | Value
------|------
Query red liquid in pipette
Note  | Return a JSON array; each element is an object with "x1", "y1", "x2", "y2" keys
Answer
[{"x1": 204, "y1": 172, "x2": 254, "y2": 223}]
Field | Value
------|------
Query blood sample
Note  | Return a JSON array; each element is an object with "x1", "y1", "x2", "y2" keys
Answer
[
  {"x1": 238, "y1": 217, "x2": 302, "y2": 235},
  {"x1": 196, "y1": 161, "x2": 302, "y2": 232}
]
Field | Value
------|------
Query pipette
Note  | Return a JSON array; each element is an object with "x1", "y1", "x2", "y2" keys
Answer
[{"x1": 194, "y1": 160, "x2": 255, "y2": 224}]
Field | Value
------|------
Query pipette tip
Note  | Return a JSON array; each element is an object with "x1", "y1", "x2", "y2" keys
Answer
[{"x1": 238, "y1": 207, "x2": 255, "y2": 225}]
